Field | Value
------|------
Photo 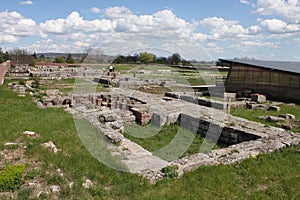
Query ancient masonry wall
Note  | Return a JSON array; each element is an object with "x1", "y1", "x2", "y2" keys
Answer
[{"x1": 70, "y1": 89, "x2": 300, "y2": 181}]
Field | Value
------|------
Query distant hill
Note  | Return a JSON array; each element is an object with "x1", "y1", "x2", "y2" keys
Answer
[{"x1": 36, "y1": 53, "x2": 85, "y2": 60}]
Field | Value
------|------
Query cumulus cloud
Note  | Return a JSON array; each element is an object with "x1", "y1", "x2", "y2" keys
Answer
[
  {"x1": 90, "y1": 6, "x2": 100, "y2": 14},
  {"x1": 39, "y1": 11, "x2": 114, "y2": 34},
  {"x1": 254, "y1": 0, "x2": 300, "y2": 23},
  {"x1": 261, "y1": 18, "x2": 300, "y2": 34},
  {"x1": 0, "y1": 11, "x2": 37, "y2": 39},
  {"x1": 0, "y1": 34, "x2": 19, "y2": 43},
  {"x1": 20, "y1": 1, "x2": 33, "y2": 5},
  {"x1": 200, "y1": 17, "x2": 261, "y2": 40},
  {"x1": 0, "y1": 6, "x2": 289, "y2": 60},
  {"x1": 104, "y1": 6, "x2": 133, "y2": 19},
  {"x1": 205, "y1": 42, "x2": 223, "y2": 53},
  {"x1": 30, "y1": 7, "x2": 207, "y2": 59}
]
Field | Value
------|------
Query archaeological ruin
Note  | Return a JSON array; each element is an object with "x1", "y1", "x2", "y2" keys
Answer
[{"x1": 3, "y1": 62, "x2": 300, "y2": 182}]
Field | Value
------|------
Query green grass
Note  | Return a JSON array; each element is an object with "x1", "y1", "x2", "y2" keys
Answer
[
  {"x1": 231, "y1": 103, "x2": 300, "y2": 133},
  {"x1": 113, "y1": 65, "x2": 137, "y2": 73},
  {"x1": 124, "y1": 123, "x2": 226, "y2": 161},
  {"x1": 0, "y1": 82, "x2": 300, "y2": 199},
  {"x1": 36, "y1": 78, "x2": 76, "y2": 95}
]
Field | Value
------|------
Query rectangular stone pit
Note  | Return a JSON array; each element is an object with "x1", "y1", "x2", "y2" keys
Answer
[{"x1": 179, "y1": 113, "x2": 262, "y2": 146}]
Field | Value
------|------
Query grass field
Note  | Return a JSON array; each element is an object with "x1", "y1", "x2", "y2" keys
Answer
[
  {"x1": 0, "y1": 82, "x2": 299, "y2": 199},
  {"x1": 231, "y1": 103, "x2": 300, "y2": 133},
  {"x1": 124, "y1": 123, "x2": 227, "y2": 161}
]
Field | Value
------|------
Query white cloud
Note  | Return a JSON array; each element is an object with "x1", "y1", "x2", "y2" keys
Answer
[
  {"x1": 205, "y1": 42, "x2": 223, "y2": 53},
  {"x1": 90, "y1": 7, "x2": 100, "y2": 14},
  {"x1": 240, "y1": 0, "x2": 251, "y2": 5},
  {"x1": 0, "y1": 34, "x2": 18, "y2": 43},
  {"x1": 104, "y1": 6, "x2": 133, "y2": 19},
  {"x1": 240, "y1": 40, "x2": 279, "y2": 47},
  {"x1": 200, "y1": 17, "x2": 261, "y2": 40},
  {"x1": 254, "y1": 0, "x2": 300, "y2": 23},
  {"x1": 20, "y1": 1, "x2": 33, "y2": 5},
  {"x1": 0, "y1": 11, "x2": 37, "y2": 38},
  {"x1": 0, "y1": 6, "x2": 291, "y2": 60},
  {"x1": 39, "y1": 11, "x2": 114, "y2": 34},
  {"x1": 261, "y1": 18, "x2": 300, "y2": 34},
  {"x1": 32, "y1": 8, "x2": 208, "y2": 59}
]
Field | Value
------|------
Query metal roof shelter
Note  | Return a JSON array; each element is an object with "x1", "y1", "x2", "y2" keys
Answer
[
  {"x1": 219, "y1": 59, "x2": 300, "y2": 74},
  {"x1": 219, "y1": 59, "x2": 300, "y2": 103}
]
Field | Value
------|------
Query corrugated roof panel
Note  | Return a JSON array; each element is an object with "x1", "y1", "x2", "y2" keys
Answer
[{"x1": 219, "y1": 59, "x2": 300, "y2": 74}]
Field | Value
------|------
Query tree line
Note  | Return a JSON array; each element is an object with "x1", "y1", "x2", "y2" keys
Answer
[
  {"x1": 113, "y1": 52, "x2": 192, "y2": 66},
  {"x1": 0, "y1": 47, "x2": 192, "y2": 66}
]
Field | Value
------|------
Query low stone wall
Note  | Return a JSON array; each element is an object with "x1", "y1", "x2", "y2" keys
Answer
[{"x1": 68, "y1": 88, "x2": 300, "y2": 182}]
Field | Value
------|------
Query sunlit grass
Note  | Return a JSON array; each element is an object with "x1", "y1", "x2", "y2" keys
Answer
[{"x1": 0, "y1": 81, "x2": 299, "y2": 199}]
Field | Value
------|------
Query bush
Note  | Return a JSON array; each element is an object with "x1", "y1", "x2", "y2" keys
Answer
[
  {"x1": 162, "y1": 165, "x2": 179, "y2": 178},
  {"x1": 0, "y1": 164, "x2": 26, "y2": 192}
]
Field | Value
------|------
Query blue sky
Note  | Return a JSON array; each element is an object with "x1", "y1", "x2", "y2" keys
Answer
[{"x1": 1, "y1": 0, "x2": 300, "y2": 61}]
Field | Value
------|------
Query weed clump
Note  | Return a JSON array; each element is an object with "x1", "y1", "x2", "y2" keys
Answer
[
  {"x1": 0, "y1": 164, "x2": 26, "y2": 192},
  {"x1": 162, "y1": 165, "x2": 179, "y2": 178}
]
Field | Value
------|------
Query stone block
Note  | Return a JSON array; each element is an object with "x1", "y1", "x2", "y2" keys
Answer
[
  {"x1": 130, "y1": 107, "x2": 152, "y2": 125},
  {"x1": 151, "y1": 113, "x2": 167, "y2": 127},
  {"x1": 99, "y1": 113, "x2": 118, "y2": 122},
  {"x1": 267, "y1": 116, "x2": 285, "y2": 122},
  {"x1": 267, "y1": 106, "x2": 281, "y2": 111},
  {"x1": 251, "y1": 94, "x2": 267, "y2": 103},
  {"x1": 246, "y1": 102, "x2": 260, "y2": 109},
  {"x1": 286, "y1": 114, "x2": 296, "y2": 120}
]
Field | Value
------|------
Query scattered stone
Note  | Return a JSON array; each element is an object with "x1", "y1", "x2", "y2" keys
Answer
[
  {"x1": 246, "y1": 103, "x2": 260, "y2": 110},
  {"x1": 267, "y1": 116, "x2": 285, "y2": 122},
  {"x1": 278, "y1": 114, "x2": 296, "y2": 120},
  {"x1": 69, "y1": 182, "x2": 74, "y2": 189},
  {"x1": 280, "y1": 123, "x2": 293, "y2": 130},
  {"x1": 105, "y1": 130, "x2": 124, "y2": 143},
  {"x1": 52, "y1": 98, "x2": 61, "y2": 105},
  {"x1": 23, "y1": 131, "x2": 39, "y2": 138},
  {"x1": 267, "y1": 106, "x2": 281, "y2": 111},
  {"x1": 64, "y1": 107, "x2": 78, "y2": 115},
  {"x1": 28, "y1": 182, "x2": 39, "y2": 187},
  {"x1": 82, "y1": 179, "x2": 93, "y2": 189},
  {"x1": 286, "y1": 114, "x2": 296, "y2": 120},
  {"x1": 251, "y1": 94, "x2": 267, "y2": 103},
  {"x1": 37, "y1": 101, "x2": 44, "y2": 108},
  {"x1": 99, "y1": 113, "x2": 118, "y2": 122},
  {"x1": 41, "y1": 141, "x2": 61, "y2": 153},
  {"x1": 4, "y1": 142, "x2": 18, "y2": 147},
  {"x1": 50, "y1": 185, "x2": 60, "y2": 193},
  {"x1": 107, "y1": 121, "x2": 124, "y2": 130},
  {"x1": 56, "y1": 168, "x2": 64, "y2": 177}
]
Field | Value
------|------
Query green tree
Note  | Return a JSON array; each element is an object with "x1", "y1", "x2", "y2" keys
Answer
[
  {"x1": 139, "y1": 52, "x2": 155, "y2": 64},
  {"x1": 4, "y1": 51, "x2": 9, "y2": 61},
  {"x1": 32, "y1": 52, "x2": 38, "y2": 59},
  {"x1": 169, "y1": 53, "x2": 181, "y2": 65},
  {"x1": 55, "y1": 56, "x2": 66, "y2": 63},
  {"x1": 66, "y1": 53, "x2": 75, "y2": 64},
  {"x1": 0, "y1": 47, "x2": 5, "y2": 63}
]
